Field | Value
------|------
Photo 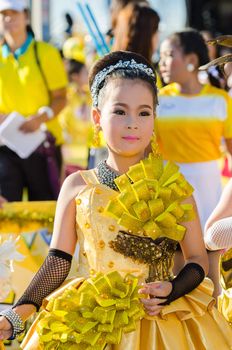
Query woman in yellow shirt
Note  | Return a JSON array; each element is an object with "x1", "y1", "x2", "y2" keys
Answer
[
  {"x1": 156, "y1": 28, "x2": 232, "y2": 297},
  {"x1": 0, "y1": 0, "x2": 67, "y2": 200}
]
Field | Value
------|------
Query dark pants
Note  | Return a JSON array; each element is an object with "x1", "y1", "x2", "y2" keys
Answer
[{"x1": 0, "y1": 146, "x2": 62, "y2": 201}]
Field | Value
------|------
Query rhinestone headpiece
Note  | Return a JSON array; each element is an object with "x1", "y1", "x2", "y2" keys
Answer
[{"x1": 91, "y1": 59, "x2": 156, "y2": 107}]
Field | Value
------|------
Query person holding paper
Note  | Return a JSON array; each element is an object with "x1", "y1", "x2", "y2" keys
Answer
[{"x1": 0, "y1": 0, "x2": 67, "y2": 201}]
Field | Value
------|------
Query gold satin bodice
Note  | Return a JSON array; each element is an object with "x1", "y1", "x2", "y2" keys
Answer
[{"x1": 75, "y1": 170, "x2": 176, "y2": 283}]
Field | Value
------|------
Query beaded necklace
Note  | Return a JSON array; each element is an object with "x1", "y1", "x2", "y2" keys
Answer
[{"x1": 96, "y1": 160, "x2": 119, "y2": 191}]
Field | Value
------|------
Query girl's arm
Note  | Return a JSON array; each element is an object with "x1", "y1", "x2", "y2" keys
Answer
[
  {"x1": 204, "y1": 179, "x2": 232, "y2": 250},
  {"x1": 179, "y1": 196, "x2": 208, "y2": 274},
  {"x1": 0, "y1": 172, "x2": 86, "y2": 340},
  {"x1": 140, "y1": 196, "x2": 208, "y2": 315}
]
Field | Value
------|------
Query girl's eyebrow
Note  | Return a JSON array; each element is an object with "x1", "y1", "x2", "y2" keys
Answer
[
  {"x1": 112, "y1": 103, "x2": 152, "y2": 110},
  {"x1": 139, "y1": 105, "x2": 153, "y2": 110}
]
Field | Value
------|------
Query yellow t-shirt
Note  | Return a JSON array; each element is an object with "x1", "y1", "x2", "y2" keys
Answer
[
  {"x1": 156, "y1": 71, "x2": 163, "y2": 90},
  {"x1": 59, "y1": 84, "x2": 106, "y2": 167},
  {"x1": 155, "y1": 83, "x2": 232, "y2": 163},
  {"x1": 0, "y1": 39, "x2": 68, "y2": 144},
  {"x1": 59, "y1": 84, "x2": 92, "y2": 146},
  {"x1": 59, "y1": 85, "x2": 92, "y2": 167}
]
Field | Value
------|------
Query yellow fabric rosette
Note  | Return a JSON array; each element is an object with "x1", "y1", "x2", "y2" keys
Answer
[
  {"x1": 0, "y1": 201, "x2": 56, "y2": 234},
  {"x1": 35, "y1": 271, "x2": 145, "y2": 349},
  {"x1": 105, "y1": 152, "x2": 195, "y2": 242}
]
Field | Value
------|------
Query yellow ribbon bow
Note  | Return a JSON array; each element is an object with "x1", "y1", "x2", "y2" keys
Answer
[
  {"x1": 37, "y1": 271, "x2": 145, "y2": 349},
  {"x1": 105, "y1": 152, "x2": 195, "y2": 242}
]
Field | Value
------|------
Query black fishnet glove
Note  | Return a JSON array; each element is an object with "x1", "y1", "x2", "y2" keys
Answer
[
  {"x1": 162, "y1": 263, "x2": 205, "y2": 305},
  {"x1": 14, "y1": 248, "x2": 72, "y2": 311}
]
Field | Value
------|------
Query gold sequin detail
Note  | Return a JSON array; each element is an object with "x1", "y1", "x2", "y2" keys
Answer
[
  {"x1": 108, "y1": 261, "x2": 114, "y2": 268},
  {"x1": 97, "y1": 206, "x2": 104, "y2": 213},
  {"x1": 76, "y1": 198, "x2": 82, "y2": 205},
  {"x1": 98, "y1": 240, "x2": 105, "y2": 249},
  {"x1": 118, "y1": 179, "x2": 126, "y2": 184},
  {"x1": 109, "y1": 225, "x2": 115, "y2": 232},
  {"x1": 95, "y1": 188, "x2": 102, "y2": 194},
  {"x1": 85, "y1": 223, "x2": 91, "y2": 229}
]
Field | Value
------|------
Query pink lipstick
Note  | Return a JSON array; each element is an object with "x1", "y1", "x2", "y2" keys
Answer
[{"x1": 122, "y1": 136, "x2": 139, "y2": 141}]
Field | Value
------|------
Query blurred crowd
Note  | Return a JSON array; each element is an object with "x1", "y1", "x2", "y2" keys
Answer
[{"x1": 0, "y1": 0, "x2": 232, "y2": 306}]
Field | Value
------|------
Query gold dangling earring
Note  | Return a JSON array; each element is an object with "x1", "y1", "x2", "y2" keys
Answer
[
  {"x1": 92, "y1": 123, "x2": 101, "y2": 148},
  {"x1": 151, "y1": 131, "x2": 160, "y2": 156}
]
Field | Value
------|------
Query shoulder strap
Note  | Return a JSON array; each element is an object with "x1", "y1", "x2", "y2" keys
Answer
[
  {"x1": 79, "y1": 170, "x2": 100, "y2": 185},
  {"x1": 33, "y1": 41, "x2": 51, "y2": 101}
]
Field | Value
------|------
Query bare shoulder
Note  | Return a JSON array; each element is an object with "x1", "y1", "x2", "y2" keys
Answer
[
  {"x1": 58, "y1": 171, "x2": 87, "y2": 203},
  {"x1": 51, "y1": 171, "x2": 88, "y2": 251}
]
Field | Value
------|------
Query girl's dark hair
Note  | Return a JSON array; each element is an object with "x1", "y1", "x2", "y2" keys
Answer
[
  {"x1": 89, "y1": 50, "x2": 158, "y2": 107},
  {"x1": 113, "y1": 3, "x2": 160, "y2": 63},
  {"x1": 66, "y1": 59, "x2": 85, "y2": 79},
  {"x1": 169, "y1": 28, "x2": 209, "y2": 67}
]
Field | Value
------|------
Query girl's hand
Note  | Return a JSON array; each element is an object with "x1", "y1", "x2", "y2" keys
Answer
[
  {"x1": 139, "y1": 281, "x2": 172, "y2": 316},
  {"x1": 0, "y1": 316, "x2": 12, "y2": 340}
]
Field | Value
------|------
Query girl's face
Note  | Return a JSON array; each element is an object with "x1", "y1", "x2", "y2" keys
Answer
[
  {"x1": 93, "y1": 78, "x2": 155, "y2": 158},
  {"x1": 159, "y1": 38, "x2": 191, "y2": 85},
  {"x1": 0, "y1": 9, "x2": 27, "y2": 36}
]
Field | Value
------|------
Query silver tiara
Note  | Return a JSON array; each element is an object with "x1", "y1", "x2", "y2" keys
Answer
[{"x1": 91, "y1": 59, "x2": 156, "y2": 107}]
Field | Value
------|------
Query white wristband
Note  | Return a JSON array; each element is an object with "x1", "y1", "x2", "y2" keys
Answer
[
  {"x1": 0, "y1": 308, "x2": 25, "y2": 339},
  {"x1": 38, "y1": 106, "x2": 54, "y2": 120}
]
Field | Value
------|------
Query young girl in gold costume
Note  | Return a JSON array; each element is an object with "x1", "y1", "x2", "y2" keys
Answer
[{"x1": 0, "y1": 51, "x2": 231, "y2": 350}]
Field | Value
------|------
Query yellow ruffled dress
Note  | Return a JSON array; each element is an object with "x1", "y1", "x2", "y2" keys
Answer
[{"x1": 21, "y1": 161, "x2": 232, "y2": 349}]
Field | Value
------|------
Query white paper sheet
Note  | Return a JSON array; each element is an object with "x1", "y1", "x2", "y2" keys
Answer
[{"x1": 0, "y1": 112, "x2": 46, "y2": 158}]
